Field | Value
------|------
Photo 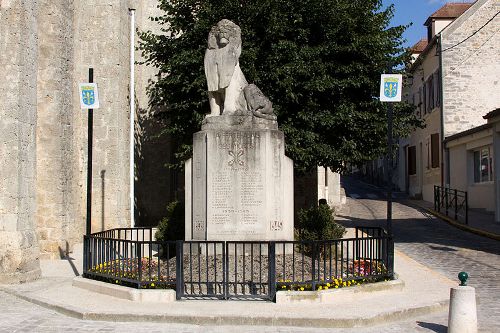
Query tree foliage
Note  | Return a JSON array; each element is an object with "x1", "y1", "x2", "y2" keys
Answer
[{"x1": 139, "y1": 0, "x2": 421, "y2": 171}]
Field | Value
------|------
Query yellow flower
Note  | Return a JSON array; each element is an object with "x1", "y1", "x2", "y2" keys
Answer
[
  {"x1": 300, "y1": 287, "x2": 304, "y2": 291},
  {"x1": 318, "y1": 286, "x2": 322, "y2": 290},
  {"x1": 324, "y1": 286, "x2": 328, "y2": 290},
  {"x1": 335, "y1": 285, "x2": 338, "y2": 289},
  {"x1": 151, "y1": 283, "x2": 155, "y2": 287},
  {"x1": 326, "y1": 283, "x2": 331, "y2": 287}
]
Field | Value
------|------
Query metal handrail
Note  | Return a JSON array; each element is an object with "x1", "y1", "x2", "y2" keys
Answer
[{"x1": 434, "y1": 185, "x2": 468, "y2": 225}]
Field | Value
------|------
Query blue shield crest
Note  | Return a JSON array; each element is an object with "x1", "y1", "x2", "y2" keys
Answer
[
  {"x1": 384, "y1": 79, "x2": 398, "y2": 99},
  {"x1": 81, "y1": 87, "x2": 95, "y2": 106}
]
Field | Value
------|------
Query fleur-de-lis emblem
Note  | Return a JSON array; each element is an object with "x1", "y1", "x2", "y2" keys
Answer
[
  {"x1": 384, "y1": 79, "x2": 398, "y2": 98},
  {"x1": 228, "y1": 149, "x2": 244, "y2": 166},
  {"x1": 82, "y1": 88, "x2": 95, "y2": 106}
]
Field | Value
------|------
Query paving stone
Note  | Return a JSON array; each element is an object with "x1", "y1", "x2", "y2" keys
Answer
[{"x1": 338, "y1": 176, "x2": 500, "y2": 333}]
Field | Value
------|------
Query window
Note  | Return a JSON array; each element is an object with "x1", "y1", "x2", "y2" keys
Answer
[
  {"x1": 473, "y1": 146, "x2": 493, "y2": 183},
  {"x1": 408, "y1": 146, "x2": 417, "y2": 175},
  {"x1": 431, "y1": 133, "x2": 439, "y2": 168}
]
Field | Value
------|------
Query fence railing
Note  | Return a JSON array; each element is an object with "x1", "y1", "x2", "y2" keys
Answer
[
  {"x1": 83, "y1": 227, "x2": 393, "y2": 301},
  {"x1": 434, "y1": 185, "x2": 468, "y2": 225}
]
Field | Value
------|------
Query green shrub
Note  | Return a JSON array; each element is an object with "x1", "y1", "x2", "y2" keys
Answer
[
  {"x1": 296, "y1": 203, "x2": 345, "y2": 241},
  {"x1": 155, "y1": 200, "x2": 185, "y2": 242}
]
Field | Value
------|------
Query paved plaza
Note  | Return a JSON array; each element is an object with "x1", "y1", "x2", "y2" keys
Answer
[
  {"x1": 0, "y1": 289, "x2": 450, "y2": 333},
  {"x1": 338, "y1": 176, "x2": 500, "y2": 332},
  {"x1": 1, "y1": 175, "x2": 498, "y2": 332}
]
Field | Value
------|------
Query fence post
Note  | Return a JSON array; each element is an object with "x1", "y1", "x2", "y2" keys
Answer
[
  {"x1": 454, "y1": 189, "x2": 458, "y2": 220},
  {"x1": 83, "y1": 235, "x2": 88, "y2": 276},
  {"x1": 445, "y1": 188, "x2": 449, "y2": 216},
  {"x1": 434, "y1": 186, "x2": 437, "y2": 211},
  {"x1": 136, "y1": 243, "x2": 142, "y2": 288},
  {"x1": 387, "y1": 235, "x2": 394, "y2": 279},
  {"x1": 311, "y1": 241, "x2": 317, "y2": 291},
  {"x1": 465, "y1": 192, "x2": 469, "y2": 225},
  {"x1": 268, "y1": 242, "x2": 276, "y2": 301},
  {"x1": 175, "y1": 240, "x2": 184, "y2": 300},
  {"x1": 355, "y1": 228, "x2": 359, "y2": 260}
]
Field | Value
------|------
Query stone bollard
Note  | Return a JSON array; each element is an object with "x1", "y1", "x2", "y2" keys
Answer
[{"x1": 448, "y1": 272, "x2": 477, "y2": 333}]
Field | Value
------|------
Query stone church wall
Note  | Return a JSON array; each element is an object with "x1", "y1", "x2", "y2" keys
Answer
[{"x1": 0, "y1": 0, "x2": 42, "y2": 282}]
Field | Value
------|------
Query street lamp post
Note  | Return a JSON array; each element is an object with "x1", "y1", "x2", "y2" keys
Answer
[{"x1": 379, "y1": 72, "x2": 402, "y2": 278}]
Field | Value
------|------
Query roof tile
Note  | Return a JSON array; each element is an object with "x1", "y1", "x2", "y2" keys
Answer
[{"x1": 424, "y1": 2, "x2": 473, "y2": 26}]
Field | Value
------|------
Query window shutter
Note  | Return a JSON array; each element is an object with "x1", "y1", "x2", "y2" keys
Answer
[
  {"x1": 431, "y1": 133, "x2": 439, "y2": 168},
  {"x1": 408, "y1": 146, "x2": 417, "y2": 175},
  {"x1": 434, "y1": 72, "x2": 440, "y2": 107}
]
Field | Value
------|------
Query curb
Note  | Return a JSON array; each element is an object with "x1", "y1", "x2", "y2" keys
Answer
[
  {"x1": 79, "y1": 301, "x2": 449, "y2": 327},
  {"x1": 0, "y1": 286, "x2": 84, "y2": 320},
  {"x1": 72, "y1": 276, "x2": 176, "y2": 303},
  {"x1": 276, "y1": 278, "x2": 404, "y2": 304},
  {"x1": 0, "y1": 284, "x2": 448, "y2": 328}
]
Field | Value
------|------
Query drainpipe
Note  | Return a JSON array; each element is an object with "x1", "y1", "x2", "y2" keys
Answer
[
  {"x1": 438, "y1": 34, "x2": 448, "y2": 188},
  {"x1": 129, "y1": 7, "x2": 136, "y2": 227}
]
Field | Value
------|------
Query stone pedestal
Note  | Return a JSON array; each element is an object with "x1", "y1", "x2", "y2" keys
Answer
[{"x1": 185, "y1": 115, "x2": 293, "y2": 241}]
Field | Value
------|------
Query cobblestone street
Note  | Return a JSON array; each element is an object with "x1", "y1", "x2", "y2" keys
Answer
[{"x1": 338, "y1": 176, "x2": 500, "y2": 333}]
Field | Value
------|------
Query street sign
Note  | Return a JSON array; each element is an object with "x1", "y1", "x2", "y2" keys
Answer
[
  {"x1": 379, "y1": 74, "x2": 402, "y2": 102},
  {"x1": 79, "y1": 83, "x2": 100, "y2": 109}
]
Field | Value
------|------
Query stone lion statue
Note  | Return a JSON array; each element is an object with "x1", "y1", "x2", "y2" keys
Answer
[{"x1": 204, "y1": 19, "x2": 276, "y2": 120}]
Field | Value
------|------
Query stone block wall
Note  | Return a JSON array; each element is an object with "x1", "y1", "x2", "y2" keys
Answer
[
  {"x1": 442, "y1": 0, "x2": 500, "y2": 137},
  {"x1": 36, "y1": 0, "x2": 82, "y2": 257},
  {"x1": 33, "y1": 0, "x2": 139, "y2": 257},
  {"x1": 73, "y1": 0, "x2": 132, "y2": 233},
  {"x1": 0, "y1": 0, "x2": 41, "y2": 282}
]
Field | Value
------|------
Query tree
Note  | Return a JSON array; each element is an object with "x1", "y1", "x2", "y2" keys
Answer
[{"x1": 139, "y1": 0, "x2": 421, "y2": 172}]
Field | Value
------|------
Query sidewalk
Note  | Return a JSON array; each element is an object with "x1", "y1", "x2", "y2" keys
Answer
[
  {"x1": 0, "y1": 242, "x2": 455, "y2": 328},
  {"x1": 354, "y1": 175, "x2": 500, "y2": 241},
  {"x1": 407, "y1": 199, "x2": 500, "y2": 241}
]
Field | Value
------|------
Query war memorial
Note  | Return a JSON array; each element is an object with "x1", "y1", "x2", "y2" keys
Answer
[{"x1": 77, "y1": 20, "x2": 393, "y2": 302}]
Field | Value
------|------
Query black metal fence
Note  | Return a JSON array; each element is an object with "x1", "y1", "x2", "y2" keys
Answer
[
  {"x1": 434, "y1": 185, "x2": 468, "y2": 225},
  {"x1": 83, "y1": 227, "x2": 394, "y2": 301}
]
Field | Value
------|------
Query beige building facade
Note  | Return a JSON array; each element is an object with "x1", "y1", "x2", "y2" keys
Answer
[{"x1": 400, "y1": 0, "x2": 500, "y2": 206}]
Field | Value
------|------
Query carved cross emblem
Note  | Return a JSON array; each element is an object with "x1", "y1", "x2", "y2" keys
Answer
[{"x1": 228, "y1": 149, "x2": 244, "y2": 166}]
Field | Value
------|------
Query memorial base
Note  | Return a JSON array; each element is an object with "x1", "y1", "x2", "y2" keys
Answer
[{"x1": 185, "y1": 115, "x2": 294, "y2": 241}]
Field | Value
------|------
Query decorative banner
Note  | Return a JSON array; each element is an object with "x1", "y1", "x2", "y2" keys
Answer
[
  {"x1": 380, "y1": 74, "x2": 402, "y2": 102},
  {"x1": 79, "y1": 83, "x2": 100, "y2": 109}
]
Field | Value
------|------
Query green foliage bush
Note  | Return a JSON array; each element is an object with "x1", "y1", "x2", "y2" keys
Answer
[
  {"x1": 296, "y1": 203, "x2": 346, "y2": 241},
  {"x1": 155, "y1": 200, "x2": 185, "y2": 242},
  {"x1": 139, "y1": 0, "x2": 422, "y2": 172}
]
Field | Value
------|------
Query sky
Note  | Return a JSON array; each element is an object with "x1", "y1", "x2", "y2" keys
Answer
[{"x1": 381, "y1": 0, "x2": 475, "y2": 48}]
